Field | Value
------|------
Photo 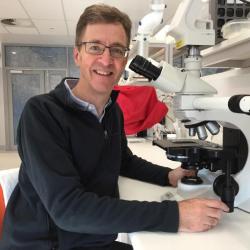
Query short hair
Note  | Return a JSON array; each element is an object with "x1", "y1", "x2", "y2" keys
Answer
[{"x1": 75, "y1": 4, "x2": 132, "y2": 49}]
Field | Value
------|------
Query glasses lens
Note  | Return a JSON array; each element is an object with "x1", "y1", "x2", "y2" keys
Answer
[
  {"x1": 83, "y1": 42, "x2": 128, "y2": 58},
  {"x1": 85, "y1": 43, "x2": 104, "y2": 55},
  {"x1": 110, "y1": 47, "x2": 127, "y2": 58}
]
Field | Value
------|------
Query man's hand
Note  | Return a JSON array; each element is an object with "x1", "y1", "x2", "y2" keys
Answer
[
  {"x1": 168, "y1": 166, "x2": 195, "y2": 187},
  {"x1": 178, "y1": 198, "x2": 229, "y2": 232}
]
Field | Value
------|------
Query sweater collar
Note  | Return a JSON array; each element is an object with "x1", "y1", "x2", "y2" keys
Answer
[{"x1": 51, "y1": 77, "x2": 119, "y2": 112}]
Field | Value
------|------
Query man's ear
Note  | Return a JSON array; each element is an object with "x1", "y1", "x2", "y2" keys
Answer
[{"x1": 73, "y1": 47, "x2": 81, "y2": 66}]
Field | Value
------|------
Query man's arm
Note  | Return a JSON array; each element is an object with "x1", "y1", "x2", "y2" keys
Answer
[
  {"x1": 119, "y1": 123, "x2": 195, "y2": 187},
  {"x1": 119, "y1": 134, "x2": 172, "y2": 186},
  {"x1": 17, "y1": 97, "x2": 179, "y2": 234}
]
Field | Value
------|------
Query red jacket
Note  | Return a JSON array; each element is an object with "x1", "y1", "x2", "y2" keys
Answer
[{"x1": 114, "y1": 85, "x2": 168, "y2": 135}]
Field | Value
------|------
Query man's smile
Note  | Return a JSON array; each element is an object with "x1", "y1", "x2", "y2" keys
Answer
[{"x1": 93, "y1": 69, "x2": 113, "y2": 76}]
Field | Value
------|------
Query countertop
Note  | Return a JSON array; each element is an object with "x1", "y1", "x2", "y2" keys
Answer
[{"x1": 119, "y1": 139, "x2": 250, "y2": 250}]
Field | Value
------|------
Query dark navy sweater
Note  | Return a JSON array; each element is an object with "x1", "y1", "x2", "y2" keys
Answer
[{"x1": 0, "y1": 78, "x2": 179, "y2": 250}]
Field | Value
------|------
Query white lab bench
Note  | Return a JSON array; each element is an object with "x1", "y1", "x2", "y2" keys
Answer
[{"x1": 119, "y1": 139, "x2": 250, "y2": 250}]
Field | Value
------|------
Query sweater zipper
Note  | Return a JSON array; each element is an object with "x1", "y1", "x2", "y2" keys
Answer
[
  {"x1": 104, "y1": 129, "x2": 108, "y2": 140},
  {"x1": 102, "y1": 109, "x2": 111, "y2": 141}
]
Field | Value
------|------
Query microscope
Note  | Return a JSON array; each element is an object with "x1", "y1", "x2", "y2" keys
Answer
[
  {"x1": 129, "y1": 54, "x2": 250, "y2": 213},
  {"x1": 129, "y1": 0, "x2": 250, "y2": 213}
]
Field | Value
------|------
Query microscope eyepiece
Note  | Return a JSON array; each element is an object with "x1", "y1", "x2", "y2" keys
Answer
[{"x1": 129, "y1": 55, "x2": 162, "y2": 81}]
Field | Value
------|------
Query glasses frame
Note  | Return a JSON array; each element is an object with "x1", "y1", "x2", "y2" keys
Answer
[{"x1": 78, "y1": 41, "x2": 130, "y2": 58}]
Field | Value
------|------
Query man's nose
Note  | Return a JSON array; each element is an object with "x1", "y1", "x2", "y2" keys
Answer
[{"x1": 99, "y1": 48, "x2": 113, "y2": 65}]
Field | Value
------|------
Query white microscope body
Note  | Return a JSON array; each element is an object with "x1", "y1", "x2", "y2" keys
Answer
[
  {"x1": 129, "y1": 0, "x2": 250, "y2": 212},
  {"x1": 129, "y1": 53, "x2": 250, "y2": 213}
]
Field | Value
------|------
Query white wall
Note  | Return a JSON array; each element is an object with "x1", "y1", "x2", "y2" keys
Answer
[{"x1": 0, "y1": 43, "x2": 6, "y2": 149}]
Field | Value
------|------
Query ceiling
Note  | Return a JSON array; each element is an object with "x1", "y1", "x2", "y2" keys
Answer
[{"x1": 0, "y1": 0, "x2": 182, "y2": 46}]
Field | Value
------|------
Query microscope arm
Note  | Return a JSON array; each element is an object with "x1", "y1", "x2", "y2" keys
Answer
[{"x1": 193, "y1": 95, "x2": 250, "y2": 115}]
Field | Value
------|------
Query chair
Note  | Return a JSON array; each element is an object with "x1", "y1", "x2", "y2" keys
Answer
[{"x1": 0, "y1": 168, "x2": 19, "y2": 237}]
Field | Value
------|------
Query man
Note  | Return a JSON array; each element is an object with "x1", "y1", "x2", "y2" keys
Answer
[{"x1": 0, "y1": 4, "x2": 228, "y2": 250}]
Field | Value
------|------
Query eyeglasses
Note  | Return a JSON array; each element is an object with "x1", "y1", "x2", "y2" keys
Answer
[{"x1": 78, "y1": 41, "x2": 129, "y2": 58}]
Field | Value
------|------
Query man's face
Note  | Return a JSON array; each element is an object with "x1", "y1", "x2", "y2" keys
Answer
[{"x1": 74, "y1": 23, "x2": 128, "y2": 96}]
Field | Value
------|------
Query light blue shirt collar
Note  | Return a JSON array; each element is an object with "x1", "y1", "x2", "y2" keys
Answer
[{"x1": 64, "y1": 79, "x2": 111, "y2": 122}]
